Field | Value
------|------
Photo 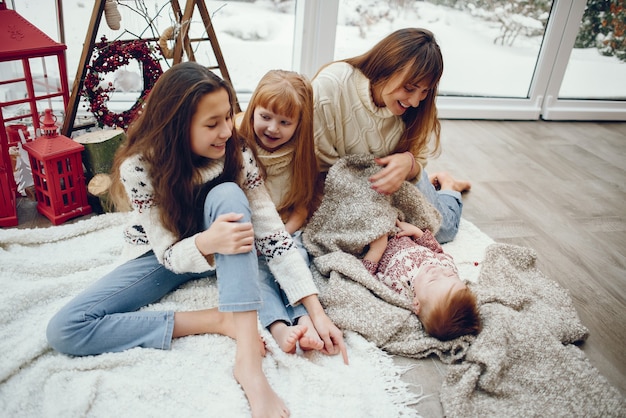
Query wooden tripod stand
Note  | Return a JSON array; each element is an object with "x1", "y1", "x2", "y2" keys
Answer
[{"x1": 62, "y1": 0, "x2": 238, "y2": 136}]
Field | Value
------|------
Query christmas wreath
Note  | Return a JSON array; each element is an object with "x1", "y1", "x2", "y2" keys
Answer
[{"x1": 83, "y1": 37, "x2": 163, "y2": 129}]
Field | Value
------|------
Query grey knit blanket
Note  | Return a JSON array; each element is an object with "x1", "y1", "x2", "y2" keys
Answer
[
  {"x1": 443, "y1": 243, "x2": 625, "y2": 417},
  {"x1": 303, "y1": 154, "x2": 626, "y2": 417},
  {"x1": 303, "y1": 154, "x2": 472, "y2": 360}
]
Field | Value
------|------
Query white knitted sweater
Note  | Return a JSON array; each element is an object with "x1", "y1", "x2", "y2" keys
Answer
[
  {"x1": 118, "y1": 146, "x2": 318, "y2": 305},
  {"x1": 312, "y1": 61, "x2": 424, "y2": 174}
]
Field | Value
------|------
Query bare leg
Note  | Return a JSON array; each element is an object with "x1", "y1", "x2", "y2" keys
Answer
[
  {"x1": 295, "y1": 315, "x2": 324, "y2": 351},
  {"x1": 269, "y1": 321, "x2": 307, "y2": 354},
  {"x1": 173, "y1": 309, "x2": 265, "y2": 355},
  {"x1": 173, "y1": 309, "x2": 235, "y2": 338},
  {"x1": 430, "y1": 171, "x2": 471, "y2": 193},
  {"x1": 233, "y1": 311, "x2": 290, "y2": 418}
]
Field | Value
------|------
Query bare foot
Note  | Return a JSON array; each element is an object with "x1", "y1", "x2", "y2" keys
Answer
[
  {"x1": 269, "y1": 321, "x2": 307, "y2": 354},
  {"x1": 295, "y1": 316, "x2": 324, "y2": 351},
  {"x1": 234, "y1": 363, "x2": 290, "y2": 418},
  {"x1": 233, "y1": 311, "x2": 289, "y2": 418},
  {"x1": 431, "y1": 171, "x2": 471, "y2": 193}
]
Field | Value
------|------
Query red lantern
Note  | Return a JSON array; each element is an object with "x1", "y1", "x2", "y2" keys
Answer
[
  {"x1": 23, "y1": 109, "x2": 91, "y2": 225},
  {"x1": 0, "y1": 3, "x2": 71, "y2": 226}
]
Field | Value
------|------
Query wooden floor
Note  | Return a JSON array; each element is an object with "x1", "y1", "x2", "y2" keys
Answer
[
  {"x1": 429, "y1": 119, "x2": 626, "y2": 399},
  {"x1": 7, "y1": 119, "x2": 626, "y2": 410}
]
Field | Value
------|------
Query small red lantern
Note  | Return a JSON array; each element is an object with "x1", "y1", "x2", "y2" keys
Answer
[
  {"x1": 0, "y1": 2, "x2": 71, "y2": 226},
  {"x1": 23, "y1": 109, "x2": 91, "y2": 225}
]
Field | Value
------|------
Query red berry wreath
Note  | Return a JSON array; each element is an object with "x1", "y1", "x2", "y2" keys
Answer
[{"x1": 83, "y1": 37, "x2": 163, "y2": 129}]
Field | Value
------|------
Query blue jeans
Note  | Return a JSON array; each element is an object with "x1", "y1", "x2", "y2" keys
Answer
[
  {"x1": 415, "y1": 169, "x2": 463, "y2": 244},
  {"x1": 46, "y1": 182, "x2": 262, "y2": 356},
  {"x1": 257, "y1": 231, "x2": 308, "y2": 329}
]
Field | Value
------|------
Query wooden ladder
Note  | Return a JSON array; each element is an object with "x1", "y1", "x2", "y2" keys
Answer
[{"x1": 62, "y1": 0, "x2": 238, "y2": 136}]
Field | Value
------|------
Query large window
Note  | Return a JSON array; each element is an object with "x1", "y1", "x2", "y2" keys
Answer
[
  {"x1": 205, "y1": 1, "x2": 297, "y2": 94},
  {"x1": 561, "y1": 0, "x2": 626, "y2": 100},
  {"x1": 8, "y1": 0, "x2": 625, "y2": 121},
  {"x1": 294, "y1": 0, "x2": 626, "y2": 121},
  {"x1": 539, "y1": 0, "x2": 626, "y2": 120},
  {"x1": 332, "y1": 0, "x2": 549, "y2": 99}
]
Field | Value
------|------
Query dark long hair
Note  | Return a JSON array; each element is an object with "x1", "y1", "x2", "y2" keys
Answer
[
  {"x1": 344, "y1": 28, "x2": 443, "y2": 158},
  {"x1": 110, "y1": 61, "x2": 243, "y2": 239}
]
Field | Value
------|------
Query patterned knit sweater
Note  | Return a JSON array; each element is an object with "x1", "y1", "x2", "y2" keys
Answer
[
  {"x1": 361, "y1": 229, "x2": 458, "y2": 304},
  {"x1": 312, "y1": 61, "x2": 425, "y2": 176},
  {"x1": 118, "y1": 146, "x2": 318, "y2": 305}
]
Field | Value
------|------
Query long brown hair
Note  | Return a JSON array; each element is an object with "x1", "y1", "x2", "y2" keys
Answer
[
  {"x1": 239, "y1": 70, "x2": 320, "y2": 218},
  {"x1": 344, "y1": 28, "x2": 443, "y2": 159},
  {"x1": 109, "y1": 61, "x2": 243, "y2": 240}
]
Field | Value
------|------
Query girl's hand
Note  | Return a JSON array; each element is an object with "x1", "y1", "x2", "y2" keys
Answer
[
  {"x1": 302, "y1": 296, "x2": 349, "y2": 365},
  {"x1": 312, "y1": 313, "x2": 349, "y2": 365},
  {"x1": 369, "y1": 152, "x2": 413, "y2": 195},
  {"x1": 395, "y1": 219, "x2": 424, "y2": 239},
  {"x1": 195, "y1": 213, "x2": 254, "y2": 255}
]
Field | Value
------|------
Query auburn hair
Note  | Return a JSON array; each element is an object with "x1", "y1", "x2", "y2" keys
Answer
[
  {"x1": 343, "y1": 27, "x2": 444, "y2": 160},
  {"x1": 238, "y1": 69, "x2": 320, "y2": 219},
  {"x1": 109, "y1": 61, "x2": 243, "y2": 240},
  {"x1": 421, "y1": 287, "x2": 482, "y2": 341}
]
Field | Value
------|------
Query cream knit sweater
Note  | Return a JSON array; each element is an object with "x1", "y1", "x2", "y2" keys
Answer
[
  {"x1": 118, "y1": 145, "x2": 317, "y2": 305},
  {"x1": 313, "y1": 61, "x2": 424, "y2": 175},
  {"x1": 253, "y1": 142, "x2": 294, "y2": 212}
]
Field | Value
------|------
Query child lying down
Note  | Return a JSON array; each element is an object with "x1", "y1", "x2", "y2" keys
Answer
[{"x1": 361, "y1": 219, "x2": 482, "y2": 341}]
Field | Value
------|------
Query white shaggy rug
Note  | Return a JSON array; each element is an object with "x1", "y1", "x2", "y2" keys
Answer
[{"x1": 0, "y1": 213, "x2": 492, "y2": 418}]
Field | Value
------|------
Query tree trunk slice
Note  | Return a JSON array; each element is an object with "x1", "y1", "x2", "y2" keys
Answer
[
  {"x1": 73, "y1": 129, "x2": 125, "y2": 180},
  {"x1": 87, "y1": 173, "x2": 114, "y2": 213}
]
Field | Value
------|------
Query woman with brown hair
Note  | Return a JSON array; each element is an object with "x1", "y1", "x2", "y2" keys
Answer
[{"x1": 313, "y1": 28, "x2": 471, "y2": 244}]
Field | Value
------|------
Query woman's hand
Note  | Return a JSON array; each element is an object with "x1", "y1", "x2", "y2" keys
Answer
[
  {"x1": 369, "y1": 152, "x2": 414, "y2": 195},
  {"x1": 195, "y1": 213, "x2": 254, "y2": 255}
]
